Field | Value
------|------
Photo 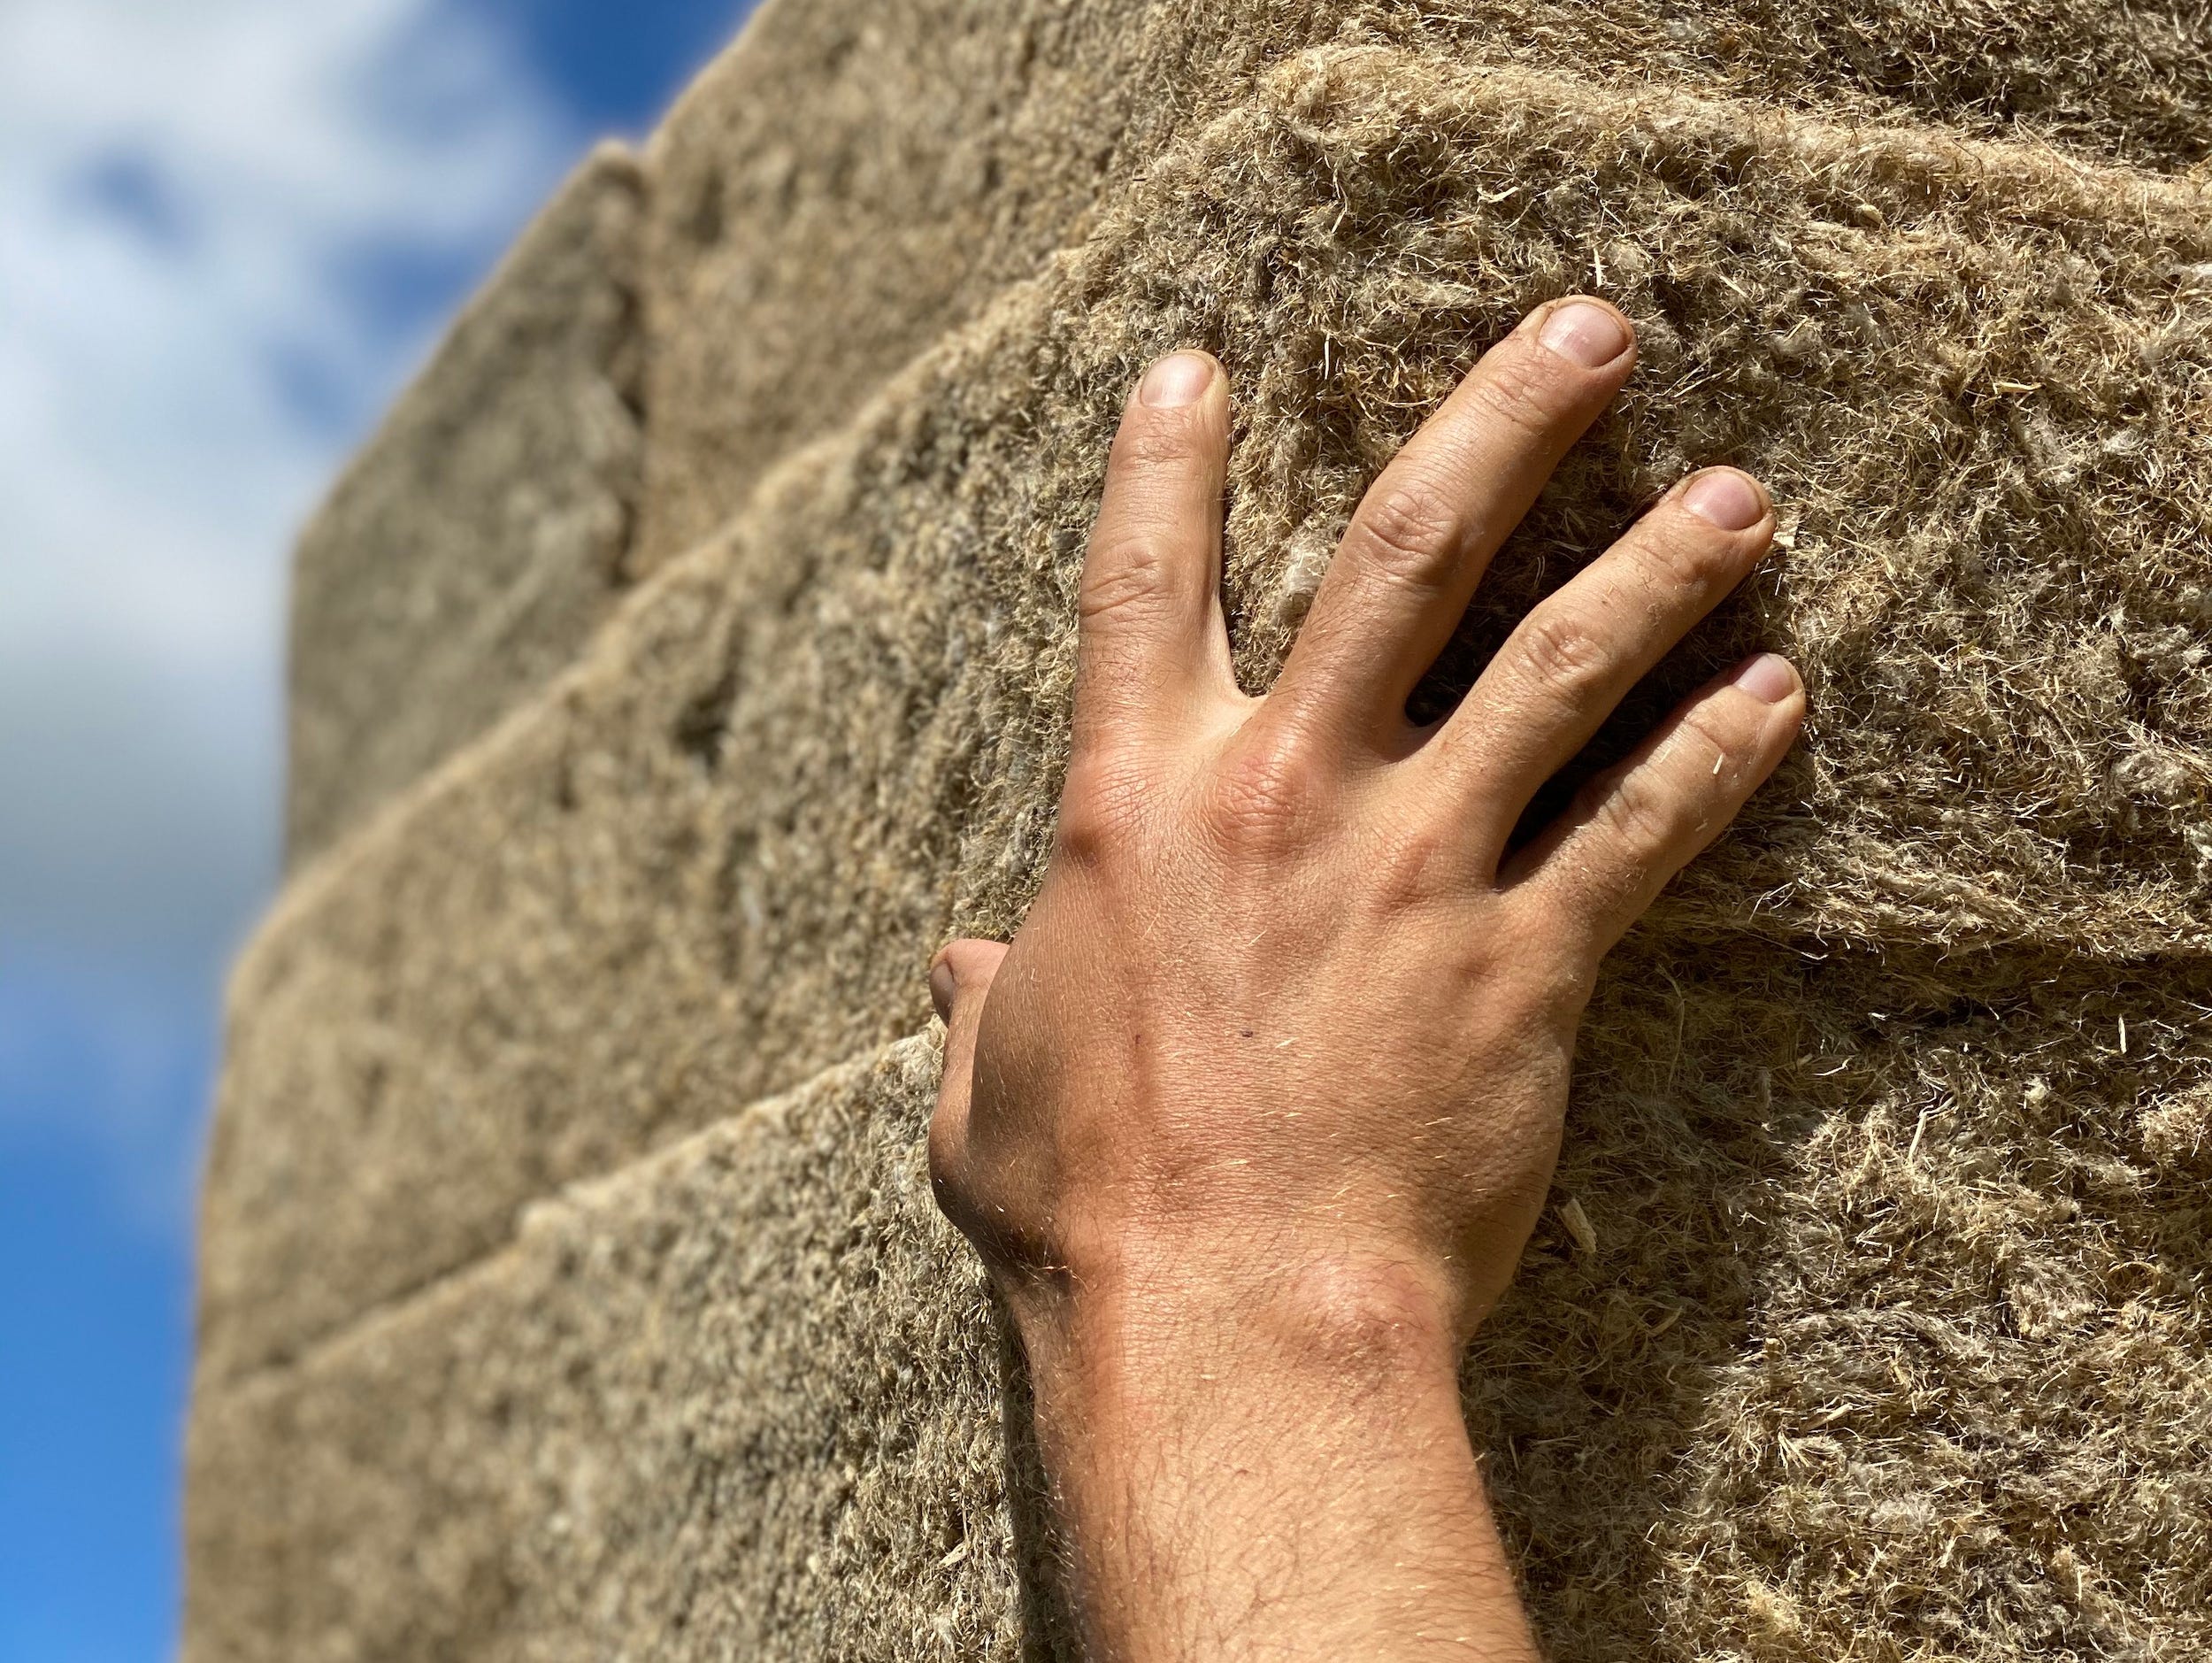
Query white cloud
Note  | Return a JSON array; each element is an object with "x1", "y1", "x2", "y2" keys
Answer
[
  {"x1": 0, "y1": 0, "x2": 576, "y2": 1206},
  {"x1": 0, "y1": 0, "x2": 573, "y2": 959}
]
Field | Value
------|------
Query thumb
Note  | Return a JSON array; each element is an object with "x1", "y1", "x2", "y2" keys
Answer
[{"x1": 926, "y1": 937, "x2": 1010, "y2": 1181}]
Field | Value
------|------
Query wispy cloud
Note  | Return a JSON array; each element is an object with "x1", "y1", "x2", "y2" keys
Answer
[{"x1": 0, "y1": 0, "x2": 578, "y2": 1218}]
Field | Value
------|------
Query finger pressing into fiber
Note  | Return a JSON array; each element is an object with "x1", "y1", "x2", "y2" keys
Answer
[
  {"x1": 1269, "y1": 297, "x2": 1636, "y2": 751},
  {"x1": 1432, "y1": 466, "x2": 1777, "y2": 858},
  {"x1": 1502, "y1": 654, "x2": 1804, "y2": 953},
  {"x1": 1073, "y1": 351, "x2": 1237, "y2": 749},
  {"x1": 926, "y1": 938, "x2": 1010, "y2": 1210}
]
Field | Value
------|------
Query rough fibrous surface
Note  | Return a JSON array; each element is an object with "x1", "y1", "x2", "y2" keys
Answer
[
  {"x1": 189, "y1": 1040, "x2": 1085, "y2": 1662},
  {"x1": 631, "y1": 0, "x2": 2212, "y2": 574},
  {"x1": 286, "y1": 142, "x2": 647, "y2": 861},
  {"x1": 196, "y1": 2, "x2": 2212, "y2": 1659},
  {"x1": 293, "y1": 0, "x2": 2212, "y2": 840}
]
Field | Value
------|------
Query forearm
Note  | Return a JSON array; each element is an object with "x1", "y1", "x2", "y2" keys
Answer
[{"x1": 1017, "y1": 1259, "x2": 1540, "y2": 1661}]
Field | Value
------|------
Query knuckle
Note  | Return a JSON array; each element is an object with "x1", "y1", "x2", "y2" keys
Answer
[
  {"x1": 1079, "y1": 535, "x2": 1172, "y2": 624},
  {"x1": 1467, "y1": 350, "x2": 1579, "y2": 441},
  {"x1": 1056, "y1": 752, "x2": 1153, "y2": 864},
  {"x1": 1111, "y1": 412, "x2": 1203, "y2": 473},
  {"x1": 1375, "y1": 823, "x2": 1466, "y2": 908},
  {"x1": 1509, "y1": 609, "x2": 1609, "y2": 709},
  {"x1": 1208, "y1": 726, "x2": 1325, "y2": 852},
  {"x1": 1675, "y1": 703, "x2": 1740, "y2": 768},
  {"x1": 1345, "y1": 475, "x2": 1463, "y2": 591},
  {"x1": 1634, "y1": 518, "x2": 1754, "y2": 595},
  {"x1": 1594, "y1": 763, "x2": 1675, "y2": 854},
  {"x1": 1053, "y1": 796, "x2": 1113, "y2": 866}
]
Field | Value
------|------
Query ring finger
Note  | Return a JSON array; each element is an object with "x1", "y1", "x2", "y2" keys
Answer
[{"x1": 1422, "y1": 466, "x2": 1778, "y2": 858}]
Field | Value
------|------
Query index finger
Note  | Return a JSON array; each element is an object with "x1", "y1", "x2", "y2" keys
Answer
[{"x1": 1071, "y1": 351, "x2": 1239, "y2": 752}]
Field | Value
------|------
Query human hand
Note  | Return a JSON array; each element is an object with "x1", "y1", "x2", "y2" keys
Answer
[{"x1": 928, "y1": 298, "x2": 1802, "y2": 1659}]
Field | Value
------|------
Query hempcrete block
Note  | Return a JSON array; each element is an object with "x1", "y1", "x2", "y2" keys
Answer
[
  {"x1": 629, "y1": 0, "x2": 1159, "y2": 569},
  {"x1": 185, "y1": 966, "x2": 2212, "y2": 1660},
  {"x1": 185, "y1": 1039, "x2": 1082, "y2": 1663},
  {"x1": 633, "y1": 0, "x2": 2212, "y2": 569},
  {"x1": 200, "y1": 53, "x2": 2212, "y2": 1390},
  {"x1": 286, "y1": 143, "x2": 647, "y2": 862},
  {"x1": 1474, "y1": 937, "x2": 2212, "y2": 1659},
  {"x1": 280, "y1": 0, "x2": 2212, "y2": 835},
  {"x1": 202, "y1": 37, "x2": 2212, "y2": 1658}
]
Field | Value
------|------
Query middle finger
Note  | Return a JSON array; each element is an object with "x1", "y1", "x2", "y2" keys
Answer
[{"x1": 1266, "y1": 297, "x2": 1636, "y2": 752}]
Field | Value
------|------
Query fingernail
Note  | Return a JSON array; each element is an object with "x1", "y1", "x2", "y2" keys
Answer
[
  {"x1": 1732, "y1": 653, "x2": 1800, "y2": 704},
  {"x1": 1682, "y1": 469, "x2": 1768, "y2": 531},
  {"x1": 1139, "y1": 351, "x2": 1215, "y2": 407},
  {"x1": 1536, "y1": 300, "x2": 1631, "y2": 368},
  {"x1": 929, "y1": 957, "x2": 958, "y2": 1022}
]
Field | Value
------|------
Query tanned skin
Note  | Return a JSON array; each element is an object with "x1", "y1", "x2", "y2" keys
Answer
[{"x1": 926, "y1": 298, "x2": 1804, "y2": 1659}]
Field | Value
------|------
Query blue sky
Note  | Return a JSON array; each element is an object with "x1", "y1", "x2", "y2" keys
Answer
[{"x1": 0, "y1": 4, "x2": 749, "y2": 1657}]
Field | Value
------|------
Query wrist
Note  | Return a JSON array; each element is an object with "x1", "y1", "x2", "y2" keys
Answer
[
  {"x1": 1003, "y1": 1244, "x2": 1535, "y2": 1662},
  {"x1": 1010, "y1": 1243, "x2": 1468, "y2": 1436}
]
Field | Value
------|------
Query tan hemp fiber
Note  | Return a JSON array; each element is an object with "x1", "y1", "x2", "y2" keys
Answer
[{"x1": 191, "y1": 4, "x2": 2212, "y2": 1660}]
